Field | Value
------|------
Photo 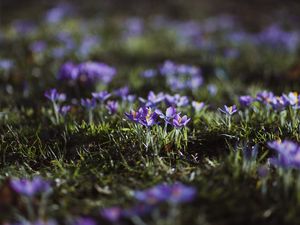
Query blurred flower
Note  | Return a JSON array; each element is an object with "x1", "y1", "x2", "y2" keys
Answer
[
  {"x1": 78, "y1": 62, "x2": 116, "y2": 84},
  {"x1": 267, "y1": 140, "x2": 300, "y2": 169},
  {"x1": 141, "y1": 69, "x2": 157, "y2": 78},
  {"x1": 81, "y1": 98, "x2": 96, "y2": 109},
  {"x1": 256, "y1": 91, "x2": 274, "y2": 104},
  {"x1": 219, "y1": 105, "x2": 238, "y2": 116},
  {"x1": 282, "y1": 92, "x2": 300, "y2": 107},
  {"x1": 92, "y1": 91, "x2": 111, "y2": 102},
  {"x1": 114, "y1": 86, "x2": 129, "y2": 98},
  {"x1": 192, "y1": 101, "x2": 205, "y2": 112},
  {"x1": 239, "y1": 95, "x2": 254, "y2": 107},
  {"x1": 101, "y1": 207, "x2": 123, "y2": 223},
  {"x1": 44, "y1": 89, "x2": 66, "y2": 102},
  {"x1": 270, "y1": 96, "x2": 288, "y2": 111},
  {"x1": 207, "y1": 84, "x2": 218, "y2": 96},
  {"x1": 45, "y1": 3, "x2": 72, "y2": 24},
  {"x1": 139, "y1": 91, "x2": 165, "y2": 107},
  {"x1": 57, "y1": 61, "x2": 116, "y2": 84},
  {"x1": 59, "y1": 105, "x2": 71, "y2": 116},
  {"x1": 10, "y1": 177, "x2": 51, "y2": 197},
  {"x1": 134, "y1": 182, "x2": 196, "y2": 205},
  {"x1": 165, "y1": 94, "x2": 189, "y2": 107},
  {"x1": 106, "y1": 101, "x2": 118, "y2": 114},
  {"x1": 30, "y1": 41, "x2": 47, "y2": 53},
  {"x1": 57, "y1": 62, "x2": 78, "y2": 80},
  {"x1": 0, "y1": 59, "x2": 14, "y2": 71},
  {"x1": 160, "y1": 61, "x2": 203, "y2": 91}
]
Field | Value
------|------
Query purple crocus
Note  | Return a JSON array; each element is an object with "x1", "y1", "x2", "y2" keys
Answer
[
  {"x1": 44, "y1": 88, "x2": 66, "y2": 102},
  {"x1": 10, "y1": 177, "x2": 51, "y2": 197},
  {"x1": 172, "y1": 113, "x2": 191, "y2": 128},
  {"x1": 77, "y1": 61, "x2": 116, "y2": 84},
  {"x1": 138, "y1": 107, "x2": 159, "y2": 127},
  {"x1": 92, "y1": 90, "x2": 111, "y2": 102},
  {"x1": 58, "y1": 105, "x2": 71, "y2": 116},
  {"x1": 282, "y1": 92, "x2": 299, "y2": 107},
  {"x1": 270, "y1": 96, "x2": 288, "y2": 111},
  {"x1": 165, "y1": 94, "x2": 189, "y2": 107},
  {"x1": 134, "y1": 182, "x2": 196, "y2": 205},
  {"x1": 106, "y1": 101, "x2": 118, "y2": 114},
  {"x1": 256, "y1": 91, "x2": 274, "y2": 104},
  {"x1": 219, "y1": 105, "x2": 238, "y2": 116},
  {"x1": 156, "y1": 106, "x2": 177, "y2": 123},
  {"x1": 125, "y1": 107, "x2": 158, "y2": 127},
  {"x1": 267, "y1": 140, "x2": 300, "y2": 169},
  {"x1": 192, "y1": 101, "x2": 205, "y2": 112},
  {"x1": 125, "y1": 108, "x2": 143, "y2": 123},
  {"x1": 57, "y1": 62, "x2": 78, "y2": 80},
  {"x1": 239, "y1": 95, "x2": 254, "y2": 107},
  {"x1": 114, "y1": 86, "x2": 129, "y2": 98},
  {"x1": 101, "y1": 207, "x2": 123, "y2": 223},
  {"x1": 81, "y1": 98, "x2": 96, "y2": 109},
  {"x1": 141, "y1": 69, "x2": 157, "y2": 78},
  {"x1": 139, "y1": 91, "x2": 165, "y2": 107}
]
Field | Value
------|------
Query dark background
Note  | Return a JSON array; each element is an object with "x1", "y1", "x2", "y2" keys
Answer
[{"x1": 1, "y1": 0, "x2": 300, "y2": 28}]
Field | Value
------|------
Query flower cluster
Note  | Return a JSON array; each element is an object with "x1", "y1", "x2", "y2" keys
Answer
[
  {"x1": 58, "y1": 61, "x2": 116, "y2": 84},
  {"x1": 100, "y1": 182, "x2": 196, "y2": 223},
  {"x1": 10, "y1": 177, "x2": 51, "y2": 197},
  {"x1": 134, "y1": 182, "x2": 196, "y2": 204},
  {"x1": 267, "y1": 140, "x2": 300, "y2": 169},
  {"x1": 125, "y1": 106, "x2": 190, "y2": 129},
  {"x1": 239, "y1": 91, "x2": 300, "y2": 111},
  {"x1": 141, "y1": 60, "x2": 203, "y2": 91}
]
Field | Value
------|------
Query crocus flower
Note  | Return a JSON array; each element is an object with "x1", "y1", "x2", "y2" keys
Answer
[
  {"x1": 270, "y1": 96, "x2": 288, "y2": 111},
  {"x1": 114, "y1": 86, "x2": 129, "y2": 98},
  {"x1": 134, "y1": 182, "x2": 196, "y2": 205},
  {"x1": 101, "y1": 207, "x2": 123, "y2": 223},
  {"x1": 219, "y1": 105, "x2": 238, "y2": 116},
  {"x1": 239, "y1": 95, "x2": 254, "y2": 107},
  {"x1": 141, "y1": 69, "x2": 157, "y2": 78},
  {"x1": 92, "y1": 90, "x2": 111, "y2": 102},
  {"x1": 57, "y1": 62, "x2": 78, "y2": 80},
  {"x1": 267, "y1": 140, "x2": 300, "y2": 169},
  {"x1": 125, "y1": 108, "x2": 143, "y2": 123},
  {"x1": 282, "y1": 92, "x2": 299, "y2": 107},
  {"x1": 106, "y1": 101, "x2": 118, "y2": 114},
  {"x1": 77, "y1": 61, "x2": 116, "y2": 84},
  {"x1": 172, "y1": 113, "x2": 191, "y2": 128},
  {"x1": 192, "y1": 101, "x2": 205, "y2": 112},
  {"x1": 59, "y1": 105, "x2": 71, "y2": 116},
  {"x1": 139, "y1": 91, "x2": 165, "y2": 107},
  {"x1": 156, "y1": 106, "x2": 177, "y2": 123},
  {"x1": 44, "y1": 89, "x2": 66, "y2": 102},
  {"x1": 138, "y1": 107, "x2": 159, "y2": 127},
  {"x1": 256, "y1": 91, "x2": 274, "y2": 104},
  {"x1": 81, "y1": 98, "x2": 96, "y2": 109},
  {"x1": 165, "y1": 94, "x2": 189, "y2": 107},
  {"x1": 10, "y1": 177, "x2": 51, "y2": 197}
]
